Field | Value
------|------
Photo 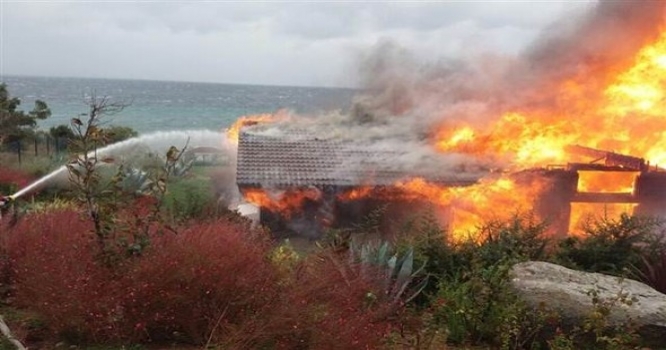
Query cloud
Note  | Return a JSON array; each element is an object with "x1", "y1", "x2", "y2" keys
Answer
[{"x1": 1, "y1": 1, "x2": 593, "y2": 87}]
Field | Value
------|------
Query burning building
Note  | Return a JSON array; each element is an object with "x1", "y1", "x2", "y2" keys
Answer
[
  {"x1": 231, "y1": 1, "x2": 666, "y2": 241},
  {"x1": 235, "y1": 126, "x2": 488, "y2": 239},
  {"x1": 234, "y1": 123, "x2": 666, "y2": 240}
]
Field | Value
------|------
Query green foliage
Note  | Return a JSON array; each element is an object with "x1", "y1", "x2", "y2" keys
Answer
[
  {"x1": 65, "y1": 94, "x2": 188, "y2": 260},
  {"x1": 270, "y1": 239, "x2": 301, "y2": 272},
  {"x1": 162, "y1": 176, "x2": 217, "y2": 222},
  {"x1": 432, "y1": 261, "x2": 535, "y2": 346},
  {"x1": 0, "y1": 338, "x2": 14, "y2": 350},
  {"x1": 46, "y1": 124, "x2": 137, "y2": 152},
  {"x1": 67, "y1": 97, "x2": 125, "y2": 255},
  {"x1": 103, "y1": 125, "x2": 138, "y2": 144},
  {"x1": 17, "y1": 155, "x2": 62, "y2": 179},
  {"x1": 25, "y1": 198, "x2": 77, "y2": 214},
  {"x1": 396, "y1": 214, "x2": 556, "y2": 348},
  {"x1": 350, "y1": 241, "x2": 428, "y2": 304},
  {"x1": 397, "y1": 212, "x2": 658, "y2": 349},
  {"x1": 548, "y1": 285, "x2": 641, "y2": 350},
  {"x1": 635, "y1": 249, "x2": 666, "y2": 294},
  {"x1": 49, "y1": 124, "x2": 75, "y2": 139},
  {"x1": 472, "y1": 215, "x2": 551, "y2": 265},
  {"x1": 0, "y1": 84, "x2": 51, "y2": 144},
  {"x1": 555, "y1": 213, "x2": 664, "y2": 276}
]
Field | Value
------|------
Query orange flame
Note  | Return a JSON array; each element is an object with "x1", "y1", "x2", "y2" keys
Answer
[
  {"x1": 577, "y1": 172, "x2": 637, "y2": 193},
  {"x1": 241, "y1": 31, "x2": 666, "y2": 239},
  {"x1": 225, "y1": 112, "x2": 288, "y2": 144},
  {"x1": 425, "y1": 31, "x2": 666, "y2": 235},
  {"x1": 394, "y1": 176, "x2": 549, "y2": 241},
  {"x1": 242, "y1": 188, "x2": 321, "y2": 218},
  {"x1": 569, "y1": 203, "x2": 638, "y2": 235},
  {"x1": 336, "y1": 187, "x2": 374, "y2": 201},
  {"x1": 434, "y1": 31, "x2": 666, "y2": 168},
  {"x1": 334, "y1": 176, "x2": 548, "y2": 241}
]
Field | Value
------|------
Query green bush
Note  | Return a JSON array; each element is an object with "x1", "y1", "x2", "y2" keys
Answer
[
  {"x1": 432, "y1": 261, "x2": 556, "y2": 348},
  {"x1": 162, "y1": 177, "x2": 218, "y2": 221},
  {"x1": 554, "y1": 214, "x2": 664, "y2": 276},
  {"x1": 103, "y1": 125, "x2": 138, "y2": 144},
  {"x1": 396, "y1": 212, "x2": 462, "y2": 299},
  {"x1": 394, "y1": 213, "x2": 556, "y2": 348}
]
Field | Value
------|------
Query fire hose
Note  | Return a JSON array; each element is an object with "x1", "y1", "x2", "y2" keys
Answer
[{"x1": 0, "y1": 195, "x2": 14, "y2": 212}]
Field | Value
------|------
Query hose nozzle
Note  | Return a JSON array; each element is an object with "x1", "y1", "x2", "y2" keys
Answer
[{"x1": 0, "y1": 195, "x2": 14, "y2": 208}]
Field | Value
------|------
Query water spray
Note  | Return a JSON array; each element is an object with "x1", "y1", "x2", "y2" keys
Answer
[{"x1": 3, "y1": 129, "x2": 240, "y2": 207}]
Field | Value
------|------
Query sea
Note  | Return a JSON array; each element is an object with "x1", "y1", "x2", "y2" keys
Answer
[{"x1": 1, "y1": 75, "x2": 356, "y2": 134}]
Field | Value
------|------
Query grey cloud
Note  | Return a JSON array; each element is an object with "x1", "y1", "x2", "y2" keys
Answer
[
  {"x1": 270, "y1": 2, "x2": 590, "y2": 41},
  {"x1": 1, "y1": 1, "x2": 595, "y2": 87}
]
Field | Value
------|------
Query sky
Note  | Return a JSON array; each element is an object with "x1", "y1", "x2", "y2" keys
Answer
[{"x1": 0, "y1": 1, "x2": 595, "y2": 88}]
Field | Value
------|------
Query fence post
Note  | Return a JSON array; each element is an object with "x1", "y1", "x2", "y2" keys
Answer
[
  {"x1": 46, "y1": 135, "x2": 50, "y2": 155},
  {"x1": 34, "y1": 138, "x2": 38, "y2": 157},
  {"x1": 16, "y1": 140, "x2": 21, "y2": 165}
]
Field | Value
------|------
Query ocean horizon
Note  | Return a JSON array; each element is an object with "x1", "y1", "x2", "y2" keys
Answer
[{"x1": 1, "y1": 75, "x2": 356, "y2": 134}]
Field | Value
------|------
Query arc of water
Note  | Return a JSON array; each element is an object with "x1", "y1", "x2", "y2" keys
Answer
[{"x1": 9, "y1": 130, "x2": 235, "y2": 200}]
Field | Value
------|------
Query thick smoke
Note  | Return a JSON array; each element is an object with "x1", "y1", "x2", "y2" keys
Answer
[
  {"x1": 302, "y1": 0, "x2": 666, "y2": 172},
  {"x1": 352, "y1": 0, "x2": 666, "y2": 122},
  {"x1": 511, "y1": 0, "x2": 666, "y2": 110},
  {"x1": 237, "y1": 0, "x2": 666, "y2": 234}
]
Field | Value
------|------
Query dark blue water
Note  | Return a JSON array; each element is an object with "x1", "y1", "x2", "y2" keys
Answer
[{"x1": 1, "y1": 75, "x2": 356, "y2": 134}]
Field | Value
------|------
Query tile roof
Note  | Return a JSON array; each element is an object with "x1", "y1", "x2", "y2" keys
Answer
[{"x1": 236, "y1": 128, "x2": 486, "y2": 188}]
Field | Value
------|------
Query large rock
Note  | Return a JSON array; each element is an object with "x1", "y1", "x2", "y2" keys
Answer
[{"x1": 510, "y1": 261, "x2": 666, "y2": 338}]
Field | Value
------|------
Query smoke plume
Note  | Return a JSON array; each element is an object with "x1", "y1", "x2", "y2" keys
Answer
[{"x1": 240, "y1": 0, "x2": 666, "y2": 187}]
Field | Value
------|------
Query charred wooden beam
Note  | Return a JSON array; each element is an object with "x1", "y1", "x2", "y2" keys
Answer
[
  {"x1": 571, "y1": 192, "x2": 639, "y2": 203},
  {"x1": 566, "y1": 145, "x2": 646, "y2": 172},
  {"x1": 566, "y1": 163, "x2": 641, "y2": 172}
]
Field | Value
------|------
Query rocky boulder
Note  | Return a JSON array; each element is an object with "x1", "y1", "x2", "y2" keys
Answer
[{"x1": 510, "y1": 261, "x2": 666, "y2": 339}]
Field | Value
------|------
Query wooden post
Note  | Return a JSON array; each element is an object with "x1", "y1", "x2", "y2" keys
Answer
[
  {"x1": 16, "y1": 140, "x2": 21, "y2": 165},
  {"x1": 46, "y1": 135, "x2": 50, "y2": 155},
  {"x1": 34, "y1": 138, "x2": 38, "y2": 156}
]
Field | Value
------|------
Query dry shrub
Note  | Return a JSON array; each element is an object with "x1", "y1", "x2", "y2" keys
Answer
[
  {"x1": 118, "y1": 219, "x2": 280, "y2": 345},
  {"x1": 0, "y1": 168, "x2": 34, "y2": 194},
  {"x1": 1, "y1": 210, "x2": 119, "y2": 342},
  {"x1": 266, "y1": 252, "x2": 399, "y2": 350},
  {"x1": 1, "y1": 209, "x2": 280, "y2": 345},
  {"x1": 638, "y1": 250, "x2": 666, "y2": 294},
  {"x1": 0, "y1": 208, "x2": 401, "y2": 348}
]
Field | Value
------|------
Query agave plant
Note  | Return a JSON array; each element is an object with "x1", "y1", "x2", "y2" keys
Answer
[
  {"x1": 351, "y1": 241, "x2": 428, "y2": 304},
  {"x1": 119, "y1": 167, "x2": 152, "y2": 194},
  {"x1": 170, "y1": 156, "x2": 195, "y2": 178}
]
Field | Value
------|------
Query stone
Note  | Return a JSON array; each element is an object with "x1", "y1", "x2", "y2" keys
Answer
[{"x1": 510, "y1": 261, "x2": 666, "y2": 340}]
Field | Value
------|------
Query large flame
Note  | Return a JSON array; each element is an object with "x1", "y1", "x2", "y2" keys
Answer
[
  {"x1": 420, "y1": 31, "x2": 666, "y2": 236},
  {"x1": 434, "y1": 31, "x2": 666, "y2": 166},
  {"x1": 242, "y1": 188, "x2": 322, "y2": 218},
  {"x1": 334, "y1": 175, "x2": 548, "y2": 241},
  {"x1": 394, "y1": 176, "x2": 548, "y2": 241}
]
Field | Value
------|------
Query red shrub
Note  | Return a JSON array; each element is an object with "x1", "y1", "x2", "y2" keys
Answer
[
  {"x1": 0, "y1": 168, "x2": 34, "y2": 193},
  {"x1": 1, "y1": 210, "x2": 120, "y2": 342},
  {"x1": 117, "y1": 220, "x2": 280, "y2": 344},
  {"x1": 1, "y1": 208, "x2": 401, "y2": 348},
  {"x1": 266, "y1": 252, "x2": 400, "y2": 349},
  {"x1": 1, "y1": 210, "x2": 281, "y2": 345}
]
